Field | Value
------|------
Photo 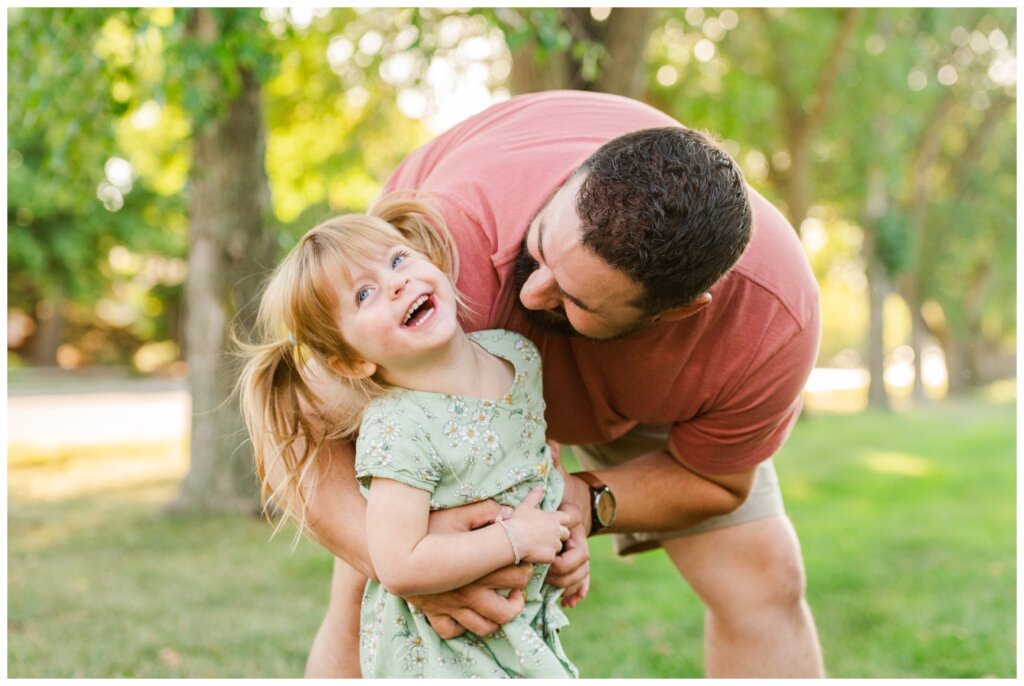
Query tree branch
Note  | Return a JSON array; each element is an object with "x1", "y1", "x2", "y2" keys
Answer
[
  {"x1": 804, "y1": 8, "x2": 863, "y2": 134},
  {"x1": 754, "y1": 8, "x2": 799, "y2": 115}
]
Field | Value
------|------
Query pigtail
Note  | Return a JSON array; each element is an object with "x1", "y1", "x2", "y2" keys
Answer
[{"x1": 238, "y1": 337, "x2": 325, "y2": 532}]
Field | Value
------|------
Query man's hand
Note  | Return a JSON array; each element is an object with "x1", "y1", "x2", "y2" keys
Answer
[
  {"x1": 406, "y1": 499, "x2": 530, "y2": 637},
  {"x1": 550, "y1": 501, "x2": 590, "y2": 608},
  {"x1": 545, "y1": 447, "x2": 592, "y2": 606},
  {"x1": 405, "y1": 565, "x2": 534, "y2": 638}
]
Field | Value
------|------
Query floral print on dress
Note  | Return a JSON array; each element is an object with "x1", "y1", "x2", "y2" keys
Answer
[{"x1": 354, "y1": 330, "x2": 577, "y2": 678}]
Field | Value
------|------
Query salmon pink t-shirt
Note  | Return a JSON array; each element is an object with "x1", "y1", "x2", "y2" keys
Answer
[{"x1": 384, "y1": 91, "x2": 820, "y2": 475}]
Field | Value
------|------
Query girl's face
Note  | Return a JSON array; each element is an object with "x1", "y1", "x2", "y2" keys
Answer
[{"x1": 332, "y1": 242, "x2": 459, "y2": 377}]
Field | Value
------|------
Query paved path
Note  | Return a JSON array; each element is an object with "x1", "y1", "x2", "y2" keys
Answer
[
  {"x1": 6, "y1": 367, "x2": 878, "y2": 451},
  {"x1": 7, "y1": 376, "x2": 190, "y2": 450}
]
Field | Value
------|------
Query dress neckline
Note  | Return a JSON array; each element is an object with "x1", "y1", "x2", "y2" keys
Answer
[{"x1": 392, "y1": 331, "x2": 522, "y2": 405}]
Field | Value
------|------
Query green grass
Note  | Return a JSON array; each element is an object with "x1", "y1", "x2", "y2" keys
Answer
[{"x1": 7, "y1": 398, "x2": 1015, "y2": 677}]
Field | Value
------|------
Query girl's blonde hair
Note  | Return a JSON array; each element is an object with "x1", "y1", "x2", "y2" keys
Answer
[{"x1": 237, "y1": 194, "x2": 459, "y2": 534}]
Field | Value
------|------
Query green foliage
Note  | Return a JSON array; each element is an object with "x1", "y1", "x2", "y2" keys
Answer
[
  {"x1": 161, "y1": 9, "x2": 279, "y2": 130},
  {"x1": 479, "y1": 8, "x2": 606, "y2": 84},
  {"x1": 8, "y1": 10, "x2": 187, "y2": 327},
  {"x1": 7, "y1": 7, "x2": 1015, "y2": 375},
  {"x1": 260, "y1": 8, "x2": 433, "y2": 224},
  {"x1": 646, "y1": 8, "x2": 1015, "y2": 369},
  {"x1": 874, "y1": 210, "x2": 912, "y2": 277}
]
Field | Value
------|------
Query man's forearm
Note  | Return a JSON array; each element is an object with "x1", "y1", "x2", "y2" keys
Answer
[
  {"x1": 292, "y1": 437, "x2": 378, "y2": 580},
  {"x1": 571, "y1": 450, "x2": 751, "y2": 534}
]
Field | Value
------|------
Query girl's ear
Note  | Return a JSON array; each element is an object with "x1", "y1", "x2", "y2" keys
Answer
[{"x1": 329, "y1": 356, "x2": 377, "y2": 380}]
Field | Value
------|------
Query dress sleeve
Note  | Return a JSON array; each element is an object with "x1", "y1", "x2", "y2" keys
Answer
[
  {"x1": 670, "y1": 305, "x2": 820, "y2": 475},
  {"x1": 355, "y1": 398, "x2": 443, "y2": 494}
]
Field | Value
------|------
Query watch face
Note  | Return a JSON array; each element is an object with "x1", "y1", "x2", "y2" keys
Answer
[{"x1": 594, "y1": 489, "x2": 616, "y2": 526}]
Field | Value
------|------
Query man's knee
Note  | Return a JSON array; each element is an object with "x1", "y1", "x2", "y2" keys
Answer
[
  {"x1": 745, "y1": 529, "x2": 807, "y2": 609},
  {"x1": 665, "y1": 516, "x2": 809, "y2": 620}
]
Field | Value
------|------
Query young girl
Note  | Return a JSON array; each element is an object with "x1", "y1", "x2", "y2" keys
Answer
[{"x1": 239, "y1": 196, "x2": 580, "y2": 678}]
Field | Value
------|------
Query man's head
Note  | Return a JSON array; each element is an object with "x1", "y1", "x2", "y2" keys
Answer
[{"x1": 512, "y1": 127, "x2": 752, "y2": 339}]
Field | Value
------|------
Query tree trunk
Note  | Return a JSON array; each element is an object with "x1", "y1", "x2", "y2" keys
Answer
[
  {"x1": 509, "y1": 8, "x2": 655, "y2": 98},
  {"x1": 169, "y1": 11, "x2": 275, "y2": 513},
  {"x1": 864, "y1": 255, "x2": 891, "y2": 410},
  {"x1": 586, "y1": 8, "x2": 656, "y2": 98},
  {"x1": 907, "y1": 291, "x2": 929, "y2": 402},
  {"x1": 960, "y1": 259, "x2": 993, "y2": 390},
  {"x1": 25, "y1": 294, "x2": 63, "y2": 366},
  {"x1": 509, "y1": 45, "x2": 574, "y2": 94},
  {"x1": 759, "y1": 8, "x2": 861, "y2": 230},
  {"x1": 862, "y1": 168, "x2": 890, "y2": 410}
]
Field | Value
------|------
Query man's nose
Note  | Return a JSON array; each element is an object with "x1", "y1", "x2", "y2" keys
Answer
[{"x1": 519, "y1": 266, "x2": 561, "y2": 311}]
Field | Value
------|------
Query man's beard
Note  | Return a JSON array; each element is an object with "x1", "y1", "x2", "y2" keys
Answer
[{"x1": 510, "y1": 240, "x2": 580, "y2": 337}]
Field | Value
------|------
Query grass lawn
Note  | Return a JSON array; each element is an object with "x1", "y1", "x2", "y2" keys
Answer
[{"x1": 7, "y1": 396, "x2": 1015, "y2": 677}]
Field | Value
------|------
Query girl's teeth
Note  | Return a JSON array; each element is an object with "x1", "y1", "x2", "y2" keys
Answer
[{"x1": 404, "y1": 295, "x2": 429, "y2": 324}]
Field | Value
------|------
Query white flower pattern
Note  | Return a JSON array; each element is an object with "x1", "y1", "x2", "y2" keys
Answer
[{"x1": 353, "y1": 330, "x2": 576, "y2": 678}]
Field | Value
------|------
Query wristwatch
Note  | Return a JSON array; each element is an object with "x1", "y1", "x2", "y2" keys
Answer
[{"x1": 575, "y1": 471, "x2": 616, "y2": 535}]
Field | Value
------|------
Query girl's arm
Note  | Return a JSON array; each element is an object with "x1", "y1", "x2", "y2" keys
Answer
[{"x1": 366, "y1": 478, "x2": 569, "y2": 597}]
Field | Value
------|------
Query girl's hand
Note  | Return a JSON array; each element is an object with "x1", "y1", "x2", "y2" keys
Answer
[
  {"x1": 428, "y1": 499, "x2": 514, "y2": 534},
  {"x1": 503, "y1": 486, "x2": 571, "y2": 564}
]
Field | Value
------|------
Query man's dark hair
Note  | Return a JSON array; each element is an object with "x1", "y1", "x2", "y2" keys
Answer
[{"x1": 576, "y1": 127, "x2": 753, "y2": 315}]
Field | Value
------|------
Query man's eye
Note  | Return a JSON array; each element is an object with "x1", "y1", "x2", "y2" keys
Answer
[
  {"x1": 391, "y1": 251, "x2": 408, "y2": 269},
  {"x1": 356, "y1": 287, "x2": 372, "y2": 304}
]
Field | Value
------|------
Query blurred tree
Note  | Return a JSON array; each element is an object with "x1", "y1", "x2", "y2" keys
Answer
[
  {"x1": 897, "y1": 11, "x2": 1016, "y2": 394},
  {"x1": 646, "y1": 8, "x2": 1015, "y2": 403},
  {"x1": 164, "y1": 8, "x2": 278, "y2": 512},
  {"x1": 10, "y1": 8, "x2": 281, "y2": 511},
  {"x1": 488, "y1": 7, "x2": 656, "y2": 96},
  {"x1": 7, "y1": 9, "x2": 186, "y2": 366},
  {"x1": 646, "y1": 8, "x2": 861, "y2": 229},
  {"x1": 752, "y1": 8, "x2": 863, "y2": 230},
  {"x1": 826, "y1": 8, "x2": 1017, "y2": 398}
]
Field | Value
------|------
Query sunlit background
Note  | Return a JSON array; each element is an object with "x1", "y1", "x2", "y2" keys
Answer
[
  {"x1": 6, "y1": 7, "x2": 1016, "y2": 679},
  {"x1": 10, "y1": 8, "x2": 1016, "y2": 462}
]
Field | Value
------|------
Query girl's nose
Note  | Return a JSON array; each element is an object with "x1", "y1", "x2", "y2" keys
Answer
[
  {"x1": 390, "y1": 276, "x2": 410, "y2": 298},
  {"x1": 518, "y1": 265, "x2": 561, "y2": 311}
]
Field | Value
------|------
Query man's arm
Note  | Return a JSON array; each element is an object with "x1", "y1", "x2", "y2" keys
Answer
[
  {"x1": 558, "y1": 286, "x2": 819, "y2": 537},
  {"x1": 561, "y1": 444, "x2": 755, "y2": 537}
]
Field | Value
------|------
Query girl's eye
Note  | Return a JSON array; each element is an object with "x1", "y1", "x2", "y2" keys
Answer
[
  {"x1": 390, "y1": 251, "x2": 408, "y2": 269},
  {"x1": 356, "y1": 287, "x2": 372, "y2": 305}
]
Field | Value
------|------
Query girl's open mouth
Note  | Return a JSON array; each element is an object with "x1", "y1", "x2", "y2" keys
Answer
[{"x1": 402, "y1": 294, "x2": 436, "y2": 327}]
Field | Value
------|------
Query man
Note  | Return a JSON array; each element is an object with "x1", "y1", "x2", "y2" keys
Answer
[{"x1": 297, "y1": 90, "x2": 823, "y2": 677}]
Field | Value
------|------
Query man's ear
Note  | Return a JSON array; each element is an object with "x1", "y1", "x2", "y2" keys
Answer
[
  {"x1": 655, "y1": 292, "x2": 712, "y2": 322},
  {"x1": 328, "y1": 355, "x2": 377, "y2": 380}
]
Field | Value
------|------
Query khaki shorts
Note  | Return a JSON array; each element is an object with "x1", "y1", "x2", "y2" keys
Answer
[{"x1": 573, "y1": 423, "x2": 786, "y2": 556}]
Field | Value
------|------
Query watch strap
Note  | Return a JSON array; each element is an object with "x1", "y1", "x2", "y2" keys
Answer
[
  {"x1": 575, "y1": 470, "x2": 612, "y2": 534},
  {"x1": 575, "y1": 470, "x2": 607, "y2": 492}
]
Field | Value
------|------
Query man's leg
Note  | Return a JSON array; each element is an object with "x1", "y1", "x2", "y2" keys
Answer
[
  {"x1": 661, "y1": 515, "x2": 824, "y2": 677},
  {"x1": 574, "y1": 425, "x2": 824, "y2": 677},
  {"x1": 304, "y1": 557, "x2": 366, "y2": 678}
]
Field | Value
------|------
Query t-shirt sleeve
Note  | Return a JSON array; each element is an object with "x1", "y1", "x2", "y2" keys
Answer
[
  {"x1": 670, "y1": 306, "x2": 820, "y2": 475},
  {"x1": 355, "y1": 399, "x2": 442, "y2": 494}
]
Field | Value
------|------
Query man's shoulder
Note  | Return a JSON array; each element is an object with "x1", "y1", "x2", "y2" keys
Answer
[{"x1": 728, "y1": 188, "x2": 819, "y2": 329}]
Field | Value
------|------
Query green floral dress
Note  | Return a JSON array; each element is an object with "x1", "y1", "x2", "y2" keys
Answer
[{"x1": 355, "y1": 329, "x2": 578, "y2": 678}]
